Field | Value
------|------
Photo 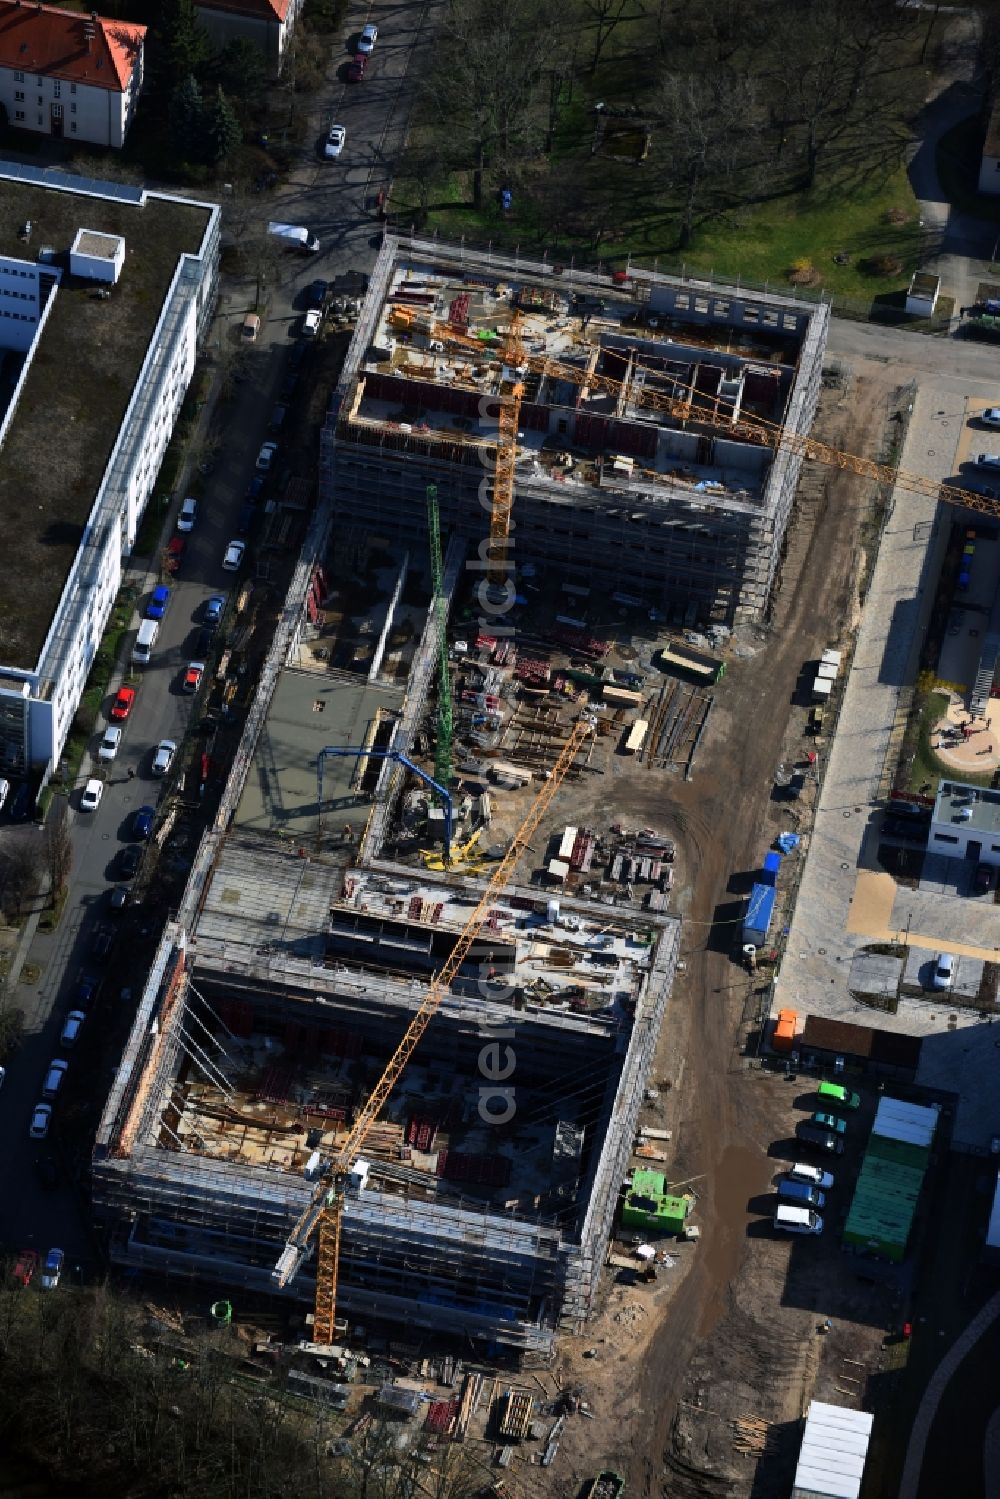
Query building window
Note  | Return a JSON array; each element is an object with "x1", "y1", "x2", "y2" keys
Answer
[
  {"x1": 53, "y1": 80, "x2": 60, "y2": 98},
  {"x1": 14, "y1": 111, "x2": 23, "y2": 121},
  {"x1": 933, "y1": 833, "x2": 960, "y2": 844},
  {"x1": 14, "y1": 91, "x2": 22, "y2": 102},
  {"x1": 37, "y1": 114, "x2": 43, "y2": 126},
  {"x1": 70, "y1": 82, "x2": 76, "y2": 94},
  {"x1": 70, "y1": 122, "x2": 76, "y2": 133},
  {"x1": 37, "y1": 96, "x2": 42, "y2": 107},
  {"x1": 14, "y1": 70, "x2": 23, "y2": 82},
  {"x1": 70, "y1": 103, "x2": 76, "y2": 114}
]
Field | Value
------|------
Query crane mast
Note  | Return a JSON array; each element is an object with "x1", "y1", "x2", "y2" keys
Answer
[{"x1": 426, "y1": 484, "x2": 453, "y2": 789}]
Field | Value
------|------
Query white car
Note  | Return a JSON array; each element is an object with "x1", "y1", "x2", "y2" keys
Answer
[
  {"x1": 177, "y1": 496, "x2": 198, "y2": 532},
  {"x1": 931, "y1": 952, "x2": 955, "y2": 990},
  {"x1": 0, "y1": 777, "x2": 8, "y2": 812},
  {"x1": 80, "y1": 778, "x2": 104, "y2": 812},
  {"x1": 980, "y1": 408, "x2": 1000, "y2": 427},
  {"x1": 256, "y1": 441, "x2": 278, "y2": 472},
  {"x1": 222, "y1": 539, "x2": 245, "y2": 572},
  {"x1": 357, "y1": 22, "x2": 377, "y2": 53},
  {"x1": 303, "y1": 308, "x2": 322, "y2": 338},
  {"x1": 98, "y1": 725, "x2": 122, "y2": 763},
  {"x1": 29, "y1": 1103, "x2": 52, "y2": 1139},
  {"x1": 324, "y1": 124, "x2": 347, "y2": 159},
  {"x1": 151, "y1": 739, "x2": 177, "y2": 777}
]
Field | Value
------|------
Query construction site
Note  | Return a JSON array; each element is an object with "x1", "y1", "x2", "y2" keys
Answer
[
  {"x1": 326, "y1": 234, "x2": 829, "y2": 626},
  {"x1": 93, "y1": 241, "x2": 838, "y2": 1382}
]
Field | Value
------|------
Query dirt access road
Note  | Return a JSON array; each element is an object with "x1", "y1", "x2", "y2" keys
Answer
[{"x1": 536, "y1": 364, "x2": 908, "y2": 1498}]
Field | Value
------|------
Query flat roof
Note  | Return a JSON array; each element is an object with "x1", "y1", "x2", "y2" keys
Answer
[
  {"x1": 234, "y1": 667, "x2": 404, "y2": 838},
  {"x1": 0, "y1": 173, "x2": 211, "y2": 669},
  {"x1": 932, "y1": 780, "x2": 1000, "y2": 838},
  {"x1": 793, "y1": 1401, "x2": 873, "y2": 1499}
]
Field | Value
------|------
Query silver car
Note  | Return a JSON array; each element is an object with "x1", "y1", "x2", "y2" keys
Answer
[{"x1": 152, "y1": 739, "x2": 177, "y2": 777}]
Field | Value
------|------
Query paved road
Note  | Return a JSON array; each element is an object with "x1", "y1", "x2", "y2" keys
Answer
[{"x1": 0, "y1": 0, "x2": 437, "y2": 1269}]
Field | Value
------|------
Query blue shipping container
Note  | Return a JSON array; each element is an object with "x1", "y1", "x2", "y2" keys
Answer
[
  {"x1": 761, "y1": 851, "x2": 782, "y2": 886},
  {"x1": 743, "y1": 883, "x2": 776, "y2": 945}
]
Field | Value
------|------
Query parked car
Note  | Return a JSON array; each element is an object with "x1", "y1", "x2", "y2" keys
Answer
[
  {"x1": 256, "y1": 440, "x2": 278, "y2": 472},
  {"x1": 91, "y1": 925, "x2": 115, "y2": 963},
  {"x1": 74, "y1": 974, "x2": 98, "y2": 1009},
  {"x1": 177, "y1": 496, "x2": 198, "y2": 532},
  {"x1": 222, "y1": 539, "x2": 246, "y2": 572},
  {"x1": 109, "y1": 884, "x2": 131, "y2": 912},
  {"x1": 204, "y1": 595, "x2": 225, "y2": 626},
  {"x1": 306, "y1": 279, "x2": 328, "y2": 310},
  {"x1": 118, "y1": 844, "x2": 141, "y2": 879},
  {"x1": 324, "y1": 123, "x2": 347, "y2": 159},
  {"x1": 133, "y1": 805, "x2": 155, "y2": 839},
  {"x1": 110, "y1": 686, "x2": 136, "y2": 721},
  {"x1": 778, "y1": 1177, "x2": 826, "y2": 1210},
  {"x1": 246, "y1": 475, "x2": 264, "y2": 503},
  {"x1": 80, "y1": 778, "x2": 104, "y2": 813},
  {"x1": 347, "y1": 52, "x2": 367, "y2": 82},
  {"x1": 147, "y1": 585, "x2": 171, "y2": 620},
  {"x1": 12, "y1": 1249, "x2": 38, "y2": 1287},
  {"x1": 97, "y1": 725, "x2": 122, "y2": 763},
  {"x1": 795, "y1": 1120, "x2": 844, "y2": 1155},
  {"x1": 237, "y1": 501, "x2": 255, "y2": 535},
  {"x1": 788, "y1": 1162, "x2": 834, "y2": 1190},
  {"x1": 931, "y1": 951, "x2": 955, "y2": 990},
  {"x1": 183, "y1": 662, "x2": 205, "y2": 694},
  {"x1": 972, "y1": 453, "x2": 1000, "y2": 471},
  {"x1": 39, "y1": 1248, "x2": 64, "y2": 1291},
  {"x1": 303, "y1": 309, "x2": 322, "y2": 338},
  {"x1": 816, "y1": 1081, "x2": 860, "y2": 1111},
  {"x1": 29, "y1": 1104, "x2": 52, "y2": 1140},
  {"x1": 811, "y1": 1111, "x2": 847, "y2": 1136},
  {"x1": 980, "y1": 408, "x2": 1000, "y2": 428},
  {"x1": 60, "y1": 1011, "x2": 85, "y2": 1048},
  {"x1": 973, "y1": 862, "x2": 993, "y2": 894},
  {"x1": 357, "y1": 21, "x2": 378, "y2": 52},
  {"x1": 152, "y1": 739, "x2": 177, "y2": 777},
  {"x1": 269, "y1": 403, "x2": 287, "y2": 431},
  {"x1": 241, "y1": 313, "x2": 261, "y2": 343},
  {"x1": 165, "y1": 536, "x2": 185, "y2": 573}
]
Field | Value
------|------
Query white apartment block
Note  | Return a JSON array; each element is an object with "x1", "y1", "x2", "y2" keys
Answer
[
  {"x1": 0, "y1": 2, "x2": 145, "y2": 149},
  {"x1": 0, "y1": 164, "x2": 219, "y2": 779}
]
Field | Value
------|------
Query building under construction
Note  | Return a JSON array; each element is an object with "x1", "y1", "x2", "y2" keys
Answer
[
  {"x1": 323, "y1": 234, "x2": 829, "y2": 626},
  {"x1": 93, "y1": 498, "x2": 682, "y2": 1355}
]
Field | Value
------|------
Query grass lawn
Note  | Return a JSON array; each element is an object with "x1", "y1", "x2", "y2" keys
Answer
[
  {"x1": 903, "y1": 689, "x2": 993, "y2": 795},
  {"x1": 678, "y1": 167, "x2": 928, "y2": 301}
]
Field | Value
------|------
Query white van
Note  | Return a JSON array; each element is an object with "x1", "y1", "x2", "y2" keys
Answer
[
  {"x1": 774, "y1": 1204, "x2": 823, "y2": 1235},
  {"x1": 132, "y1": 618, "x2": 159, "y2": 665},
  {"x1": 42, "y1": 1058, "x2": 69, "y2": 1099},
  {"x1": 0, "y1": 777, "x2": 8, "y2": 812},
  {"x1": 788, "y1": 1161, "x2": 834, "y2": 1190}
]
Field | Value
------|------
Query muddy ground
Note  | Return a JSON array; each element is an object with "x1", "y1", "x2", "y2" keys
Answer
[{"x1": 513, "y1": 364, "x2": 911, "y2": 1498}]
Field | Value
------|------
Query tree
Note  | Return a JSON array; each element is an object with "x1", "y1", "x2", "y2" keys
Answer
[
  {"x1": 171, "y1": 73, "x2": 204, "y2": 160},
  {"x1": 148, "y1": 0, "x2": 210, "y2": 104},
  {"x1": 203, "y1": 86, "x2": 242, "y2": 164},
  {"x1": 43, "y1": 798, "x2": 71, "y2": 898},
  {"x1": 0, "y1": 840, "x2": 40, "y2": 920},
  {"x1": 654, "y1": 69, "x2": 761, "y2": 248},
  {"x1": 210, "y1": 38, "x2": 268, "y2": 111},
  {"x1": 584, "y1": 0, "x2": 642, "y2": 74}
]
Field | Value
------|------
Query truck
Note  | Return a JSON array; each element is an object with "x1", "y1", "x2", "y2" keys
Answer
[
  {"x1": 743, "y1": 882, "x2": 776, "y2": 946},
  {"x1": 268, "y1": 222, "x2": 320, "y2": 254}
]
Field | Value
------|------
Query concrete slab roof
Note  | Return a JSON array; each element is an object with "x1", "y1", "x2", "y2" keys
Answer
[
  {"x1": 0, "y1": 170, "x2": 211, "y2": 669},
  {"x1": 933, "y1": 780, "x2": 1000, "y2": 839},
  {"x1": 234, "y1": 667, "x2": 404, "y2": 840}
]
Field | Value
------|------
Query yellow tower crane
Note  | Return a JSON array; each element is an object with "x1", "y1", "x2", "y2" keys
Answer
[{"x1": 272, "y1": 717, "x2": 595, "y2": 1344}]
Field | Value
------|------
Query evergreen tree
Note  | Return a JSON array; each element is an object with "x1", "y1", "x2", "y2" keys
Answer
[
  {"x1": 171, "y1": 74, "x2": 204, "y2": 160},
  {"x1": 203, "y1": 87, "x2": 242, "y2": 163},
  {"x1": 149, "y1": 0, "x2": 210, "y2": 104}
]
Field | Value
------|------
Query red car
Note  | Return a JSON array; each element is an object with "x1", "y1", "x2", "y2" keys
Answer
[
  {"x1": 12, "y1": 1249, "x2": 38, "y2": 1287},
  {"x1": 347, "y1": 52, "x2": 366, "y2": 81},
  {"x1": 165, "y1": 536, "x2": 185, "y2": 574},
  {"x1": 182, "y1": 661, "x2": 205, "y2": 694},
  {"x1": 110, "y1": 686, "x2": 136, "y2": 721}
]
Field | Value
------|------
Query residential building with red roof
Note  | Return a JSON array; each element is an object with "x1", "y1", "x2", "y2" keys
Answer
[
  {"x1": 0, "y1": 1, "x2": 145, "y2": 149},
  {"x1": 194, "y1": 0, "x2": 303, "y2": 72}
]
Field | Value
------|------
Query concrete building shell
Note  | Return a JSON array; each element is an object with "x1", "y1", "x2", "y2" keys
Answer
[{"x1": 323, "y1": 235, "x2": 829, "y2": 629}]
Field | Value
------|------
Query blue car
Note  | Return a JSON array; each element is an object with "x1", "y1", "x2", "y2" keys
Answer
[
  {"x1": 74, "y1": 974, "x2": 98, "y2": 1009},
  {"x1": 132, "y1": 805, "x2": 155, "y2": 840},
  {"x1": 146, "y1": 585, "x2": 171, "y2": 621},
  {"x1": 246, "y1": 476, "x2": 264, "y2": 503},
  {"x1": 204, "y1": 595, "x2": 225, "y2": 626}
]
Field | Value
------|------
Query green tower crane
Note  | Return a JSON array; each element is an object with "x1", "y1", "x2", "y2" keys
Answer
[{"x1": 426, "y1": 485, "x2": 453, "y2": 789}]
